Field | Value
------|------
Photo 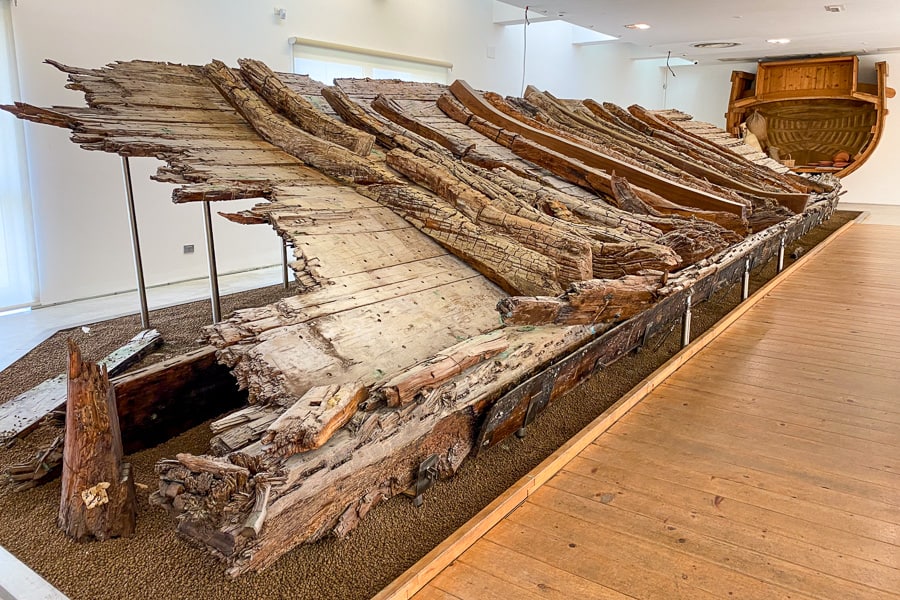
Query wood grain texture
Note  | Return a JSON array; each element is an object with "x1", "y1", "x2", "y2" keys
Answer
[{"x1": 404, "y1": 220, "x2": 900, "y2": 600}]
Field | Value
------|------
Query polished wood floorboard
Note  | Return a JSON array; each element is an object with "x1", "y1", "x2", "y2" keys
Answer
[{"x1": 415, "y1": 224, "x2": 900, "y2": 600}]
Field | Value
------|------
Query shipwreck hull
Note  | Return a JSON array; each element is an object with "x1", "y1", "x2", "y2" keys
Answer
[{"x1": 2, "y1": 56, "x2": 839, "y2": 576}]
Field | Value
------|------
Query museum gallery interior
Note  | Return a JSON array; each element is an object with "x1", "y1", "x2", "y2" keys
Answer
[{"x1": 0, "y1": 2, "x2": 898, "y2": 599}]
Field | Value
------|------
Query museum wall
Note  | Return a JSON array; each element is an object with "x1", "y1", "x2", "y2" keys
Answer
[
  {"x1": 10, "y1": 1, "x2": 667, "y2": 305},
  {"x1": 840, "y1": 53, "x2": 900, "y2": 206}
]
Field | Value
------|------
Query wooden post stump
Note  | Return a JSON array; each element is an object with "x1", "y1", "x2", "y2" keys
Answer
[{"x1": 58, "y1": 340, "x2": 136, "y2": 541}]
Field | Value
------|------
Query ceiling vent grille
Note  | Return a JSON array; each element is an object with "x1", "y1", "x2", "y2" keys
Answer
[{"x1": 824, "y1": 4, "x2": 845, "y2": 12}]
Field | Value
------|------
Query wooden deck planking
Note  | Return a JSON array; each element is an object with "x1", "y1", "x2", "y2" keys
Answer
[{"x1": 410, "y1": 222, "x2": 900, "y2": 600}]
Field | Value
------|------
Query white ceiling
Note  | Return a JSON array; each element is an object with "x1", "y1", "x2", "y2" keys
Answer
[{"x1": 497, "y1": 0, "x2": 900, "y2": 63}]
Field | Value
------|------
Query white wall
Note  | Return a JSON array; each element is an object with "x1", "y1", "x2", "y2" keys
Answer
[
  {"x1": 841, "y1": 54, "x2": 900, "y2": 205},
  {"x1": 6, "y1": 1, "x2": 518, "y2": 304},
  {"x1": 11, "y1": 2, "x2": 672, "y2": 305},
  {"x1": 663, "y1": 62, "x2": 756, "y2": 127}
]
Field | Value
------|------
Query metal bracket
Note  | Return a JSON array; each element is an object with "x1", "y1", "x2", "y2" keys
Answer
[
  {"x1": 680, "y1": 291, "x2": 693, "y2": 348},
  {"x1": 408, "y1": 454, "x2": 440, "y2": 507},
  {"x1": 741, "y1": 258, "x2": 751, "y2": 301},
  {"x1": 635, "y1": 322, "x2": 655, "y2": 353},
  {"x1": 516, "y1": 367, "x2": 557, "y2": 439},
  {"x1": 777, "y1": 236, "x2": 786, "y2": 273}
]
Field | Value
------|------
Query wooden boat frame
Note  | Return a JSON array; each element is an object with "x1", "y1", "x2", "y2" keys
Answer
[{"x1": 726, "y1": 55, "x2": 894, "y2": 177}]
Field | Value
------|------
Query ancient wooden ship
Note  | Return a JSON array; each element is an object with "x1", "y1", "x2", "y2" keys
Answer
[
  {"x1": 3, "y1": 58, "x2": 840, "y2": 576},
  {"x1": 726, "y1": 55, "x2": 894, "y2": 177}
]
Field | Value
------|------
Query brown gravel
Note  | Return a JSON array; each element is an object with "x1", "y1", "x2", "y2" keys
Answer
[{"x1": 0, "y1": 212, "x2": 855, "y2": 600}]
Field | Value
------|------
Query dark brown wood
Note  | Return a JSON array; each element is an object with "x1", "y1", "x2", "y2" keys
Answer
[
  {"x1": 112, "y1": 346, "x2": 246, "y2": 454},
  {"x1": 59, "y1": 340, "x2": 136, "y2": 541},
  {"x1": 447, "y1": 80, "x2": 747, "y2": 217}
]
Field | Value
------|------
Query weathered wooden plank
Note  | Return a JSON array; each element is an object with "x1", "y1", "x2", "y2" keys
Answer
[
  {"x1": 0, "y1": 330, "x2": 161, "y2": 440},
  {"x1": 447, "y1": 80, "x2": 748, "y2": 217},
  {"x1": 59, "y1": 341, "x2": 136, "y2": 541},
  {"x1": 476, "y1": 196, "x2": 836, "y2": 451}
]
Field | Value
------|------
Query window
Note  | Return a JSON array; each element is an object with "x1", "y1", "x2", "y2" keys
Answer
[
  {"x1": 0, "y1": 0, "x2": 37, "y2": 311},
  {"x1": 291, "y1": 38, "x2": 451, "y2": 85}
]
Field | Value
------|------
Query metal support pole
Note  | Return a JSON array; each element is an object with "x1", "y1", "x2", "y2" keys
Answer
[
  {"x1": 777, "y1": 236, "x2": 786, "y2": 273},
  {"x1": 202, "y1": 200, "x2": 222, "y2": 323},
  {"x1": 281, "y1": 239, "x2": 290, "y2": 290},
  {"x1": 680, "y1": 291, "x2": 693, "y2": 348},
  {"x1": 121, "y1": 156, "x2": 150, "y2": 329},
  {"x1": 741, "y1": 258, "x2": 751, "y2": 301}
]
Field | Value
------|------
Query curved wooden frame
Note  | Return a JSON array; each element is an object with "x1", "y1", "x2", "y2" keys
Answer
[{"x1": 726, "y1": 57, "x2": 894, "y2": 178}]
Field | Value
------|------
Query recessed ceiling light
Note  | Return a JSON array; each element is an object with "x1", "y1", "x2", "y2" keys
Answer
[
  {"x1": 691, "y1": 42, "x2": 741, "y2": 49},
  {"x1": 624, "y1": 23, "x2": 651, "y2": 30},
  {"x1": 767, "y1": 38, "x2": 791, "y2": 44}
]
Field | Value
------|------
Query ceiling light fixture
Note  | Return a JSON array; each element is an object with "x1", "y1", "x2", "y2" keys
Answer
[
  {"x1": 691, "y1": 42, "x2": 741, "y2": 49},
  {"x1": 767, "y1": 38, "x2": 791, "y2": 44},
  {"x1": 624, "y1": 23, "x2": 651, "y2": 30}
]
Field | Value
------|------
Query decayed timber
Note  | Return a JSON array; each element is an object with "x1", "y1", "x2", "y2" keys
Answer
[
  {"x1": 373, "y1": 330, "x2": 509, "y2": 408},
  {"x1": 237, "y1": 58, "x2": 374, "y2": 156},
  {"x1": 2, "y1": 56, "x2": 841, "y2": 577},
  {"x1": 59, "y1": 341, "x2": 136, "y2": 541},
  {"x1": 447, "y1": 80, "x2": 749, "y2": 217},
  {"x1": 497, "y1": 274, "x2": 663, "y2": 326},
  {"x1": 478, "y1": 192, "x2": 838, "y2": 449},
  {"x1": 385, "y1": 148, "x2": 593, "y2": 285},
  {"x1": 0, "y1": 329, "x2": 161, "y2": 441},
  {"x1": 153, "y1": 324, "x2": 598, "y2": 576},
  {"x1": 371, "y1": 94, "x2": 474, "y2": 157},
  {"x1": 261, "y1": 383, "x2": 367, "y2": 455}
]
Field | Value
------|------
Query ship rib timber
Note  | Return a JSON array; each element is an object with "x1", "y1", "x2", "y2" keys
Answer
[{"x1": 0, "y1": 56, "x2": 840, "y2": 578}]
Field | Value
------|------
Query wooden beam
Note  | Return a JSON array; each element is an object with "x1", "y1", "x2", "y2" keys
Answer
[
  {"x1": 447, "y1": 80, "x2": 748, "y2": 217},
  {"x1": 112, "y1": 346, "x2": 246, "y2": 454},
  {"x1": 0, "y1": 330, "x2": 161, "y2": 441},
  {"x1": 372, "y1": 204, "x2": 853, "y2": 600}
]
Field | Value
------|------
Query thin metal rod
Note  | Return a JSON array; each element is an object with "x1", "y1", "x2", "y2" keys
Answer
[
  {"x1": 121, "y1": 156, "x2": 150, "y2": 329},
  {"x1": 777, "y1": 236, "x2": 786, "y2": 273},
  {"x1": 680, "y1": 292, "x2": 693, "y2": 348},
  {"x1": 202, "y1": 200, "x2": 222, "y2": 323},
  {"x1": 281, "y1": 239, "x2": 290, "y2": 290},
  {"x1": 741, "y1": 258, "x2": 751, "y2": 301}
]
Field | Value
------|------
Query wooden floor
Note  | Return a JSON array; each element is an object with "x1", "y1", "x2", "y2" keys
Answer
[{"x1": 413, "y1": 223, "x2": 900, "y2": 600}]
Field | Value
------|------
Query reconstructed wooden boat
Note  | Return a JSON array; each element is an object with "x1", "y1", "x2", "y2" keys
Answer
[
  {"x1": 726, "y1": 56, "x2": 895, "y2": 177},
  {"x1": 3, "y1": 58, "x2": 839, "y2": 576}
]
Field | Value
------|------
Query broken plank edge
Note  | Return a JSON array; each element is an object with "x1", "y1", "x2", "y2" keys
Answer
[
  {"x1": 372, "y1": 212, "x2": 857, "y2": 600},
  {"x1": 476, "y1": 193, "x2": 838, "y2": 450}
]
